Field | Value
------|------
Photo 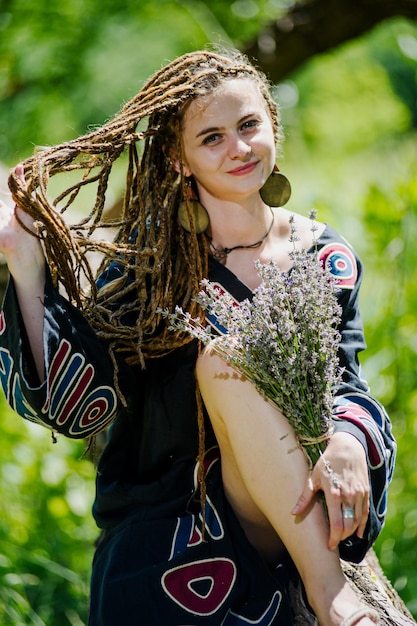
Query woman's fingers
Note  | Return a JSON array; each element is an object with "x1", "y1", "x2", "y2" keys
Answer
[
  {"x1": 293, "y1": 433, "x2": 370, "y2": 551},
  {"x1": 291, "y1": 476, "x2": 315, "y2": 515},
  {"x1": 14, "y1": 163, "x2": 25, "y2": 182}
]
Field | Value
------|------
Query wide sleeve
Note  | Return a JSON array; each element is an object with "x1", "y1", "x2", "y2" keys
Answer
[
  {"x1": 317, "y1": 236, "x2": 396, "y2": 562},
  {"x1": 0, "y1": 270, "x2": 133, "y2": 439}
]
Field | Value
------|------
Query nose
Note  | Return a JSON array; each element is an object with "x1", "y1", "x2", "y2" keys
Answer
[{"x1": 228, "y1": 134, "x2": 252, "y2": 160}]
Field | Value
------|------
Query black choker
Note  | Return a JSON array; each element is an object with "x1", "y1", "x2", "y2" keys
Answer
[{"x1": 208, "y1": 207, "x2": 275, "y2": 265}]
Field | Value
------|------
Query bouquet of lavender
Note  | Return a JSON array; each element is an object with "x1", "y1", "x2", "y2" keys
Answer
[{"x1": 163, "y1": 214, "x2": 343, "y2": 467}]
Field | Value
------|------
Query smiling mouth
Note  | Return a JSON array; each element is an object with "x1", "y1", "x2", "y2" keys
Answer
[{"x1": 227, "y1": 161, "x2": 259, "y2": 175}]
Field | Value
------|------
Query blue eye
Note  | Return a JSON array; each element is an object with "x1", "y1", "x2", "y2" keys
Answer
[
  {"x1": 241, "y1": 119, "x2": 259, "y2": 130},
  {"x1": 203, "y1": 133, "x2": 221, "y2": 145}
]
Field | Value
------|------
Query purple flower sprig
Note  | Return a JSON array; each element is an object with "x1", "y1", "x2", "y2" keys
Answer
[{"x1": 162, "y1": 213, "x2": 343, "y2": 467}]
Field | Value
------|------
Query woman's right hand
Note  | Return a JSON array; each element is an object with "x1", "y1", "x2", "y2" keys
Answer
[{"x1": 0, "y1": 164, "x2": 45, "y2": 280}]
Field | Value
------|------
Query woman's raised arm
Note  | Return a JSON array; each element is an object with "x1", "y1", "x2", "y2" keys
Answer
[{"x1": 0, "y1": 164, "x2": 46, "y2": 381}]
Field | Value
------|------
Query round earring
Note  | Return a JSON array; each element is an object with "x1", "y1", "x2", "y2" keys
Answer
[
  {"x1": 260, "y1": 166, "x2": 291, "y2": 207},
  {"x1": 178, "y1": 179, "x2": 209, "y2": 234}
]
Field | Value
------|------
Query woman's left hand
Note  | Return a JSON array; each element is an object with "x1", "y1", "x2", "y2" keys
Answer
[{"x1": 292, "y1": 432, "x2": 370, "y2": 551}]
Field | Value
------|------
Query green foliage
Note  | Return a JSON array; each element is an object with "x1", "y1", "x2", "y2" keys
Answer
[
  {"x1": 0, "y1": 0, "x2": 205, "y2": 158},
  {"x1": 360, "y1": 175, "x2": 417, "y2": 615},
  {"x1": 0, "y1": 0, "x2": 286, "y2": 162},
  {"x1": 0, "y1": 400, "x2": 97, "y2": 624},
  {"x1": 292, "y1": 51, "x2": 410, "y2": 154}
]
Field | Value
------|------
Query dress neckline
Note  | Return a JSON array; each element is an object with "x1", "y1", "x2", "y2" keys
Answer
[{"x1": 208, "y1": 223, "x2": 331, "y2": 296}]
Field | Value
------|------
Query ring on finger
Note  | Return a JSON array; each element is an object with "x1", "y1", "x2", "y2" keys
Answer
[{"x1": 342, "y1": 506, "x2": 355, "y2": 520}]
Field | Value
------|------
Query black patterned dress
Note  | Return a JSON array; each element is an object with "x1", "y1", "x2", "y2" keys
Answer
[{"x1": 0, "y1": 224, "x2": 396, "y2": 625}]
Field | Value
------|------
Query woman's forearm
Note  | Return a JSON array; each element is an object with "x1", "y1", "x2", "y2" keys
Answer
[
  {"x1": 0, "y1": 173, "x2": 47, "y2": 383},
  {"x1": 11, "y1": 257, "x2": 46, "y2": 382}
]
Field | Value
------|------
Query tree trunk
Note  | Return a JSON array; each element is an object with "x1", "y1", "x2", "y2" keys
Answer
[
  {"x1": 243, "y1": 0, "x2": 417, "y2": 82},
  {"x1": 289, "y1": 548, "x2": 416, "y2": 625}
]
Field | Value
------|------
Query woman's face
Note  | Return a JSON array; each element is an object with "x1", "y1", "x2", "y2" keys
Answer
[{"x1": 180, "y1": 78, "x2": 276, "y2": 206}]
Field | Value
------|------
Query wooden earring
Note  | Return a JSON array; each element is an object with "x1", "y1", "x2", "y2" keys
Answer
[
  {"x1": 260, "y1": 165, "x2": 291, "y2": 207},
  {"x1": 178, "y1": 179, "x2": 209, "y2": 233}
]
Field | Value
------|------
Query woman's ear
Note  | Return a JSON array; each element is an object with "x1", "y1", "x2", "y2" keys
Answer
[
  {"x1": 172, "y1": 157, "x2": 192, "y2": 178},
  {"x1": 166, "y1": 136, "x2": 192, "y2": 177},
  {"x1": 168, "y1": 146, "x2": 192, "y2": 177}
]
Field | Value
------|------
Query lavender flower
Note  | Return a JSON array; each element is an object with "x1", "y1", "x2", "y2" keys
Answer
[{"x1": 161, "y1": 213, "x2": 343, "y2": 467}]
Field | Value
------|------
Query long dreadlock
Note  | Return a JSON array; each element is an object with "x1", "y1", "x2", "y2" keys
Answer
[{"x1": 8, "y1": 49, "x2": 281, "y2": 369}]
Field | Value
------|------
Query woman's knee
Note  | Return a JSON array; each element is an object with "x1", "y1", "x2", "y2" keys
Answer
[
  {"x1": 195, "y1": 345, "x2": 242, "y2": 433},
  {"x1": 195, "y1": 344, "x2": 232, "y2": 387}
]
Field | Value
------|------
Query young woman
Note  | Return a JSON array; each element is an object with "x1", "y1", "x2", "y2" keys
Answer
[{"x1": 0, "y1": 49, "x2": 395, "y2": 625}]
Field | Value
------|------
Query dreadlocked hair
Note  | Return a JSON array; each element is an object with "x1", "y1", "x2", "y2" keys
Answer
[
  {"x1": 8, "y1": 48, "x2": 282, "y2": 368},
  {"x1": 8, "y1": 48, "x2": 283, "y2": 525}
]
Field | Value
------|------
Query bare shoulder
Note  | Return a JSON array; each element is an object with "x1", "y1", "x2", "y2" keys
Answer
[{"x1": 262, "y1": 207, "x2": 328, "y2": 273}]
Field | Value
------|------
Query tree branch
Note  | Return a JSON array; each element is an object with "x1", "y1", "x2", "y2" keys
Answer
[{"x1": 243, "y1": 0, "x2": 417, "y2": 82}]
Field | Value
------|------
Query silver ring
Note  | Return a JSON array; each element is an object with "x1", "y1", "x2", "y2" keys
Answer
[{"x1": 342, "y1": 507, "x2": 355, "y2": 520}]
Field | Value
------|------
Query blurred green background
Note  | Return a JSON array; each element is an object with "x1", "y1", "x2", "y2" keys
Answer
[{"x1": 0, "y1": 1, "x2": 416, "y2": 623}]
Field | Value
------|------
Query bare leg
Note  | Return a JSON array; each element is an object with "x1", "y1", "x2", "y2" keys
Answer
[{"x1": 196, "y1": 348, "x2": 375, "y2": 626}]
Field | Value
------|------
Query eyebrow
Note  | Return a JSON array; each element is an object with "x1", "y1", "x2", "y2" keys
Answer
[
  {"x1": 196, "y1": 126, "x2": 223, "y2": 138},
  {"x1": 195, "y1": 114, "x2": 258, "y2": 138}
]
